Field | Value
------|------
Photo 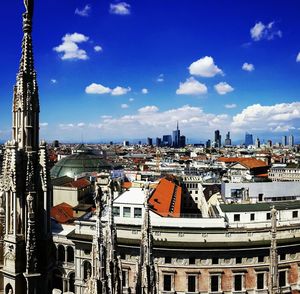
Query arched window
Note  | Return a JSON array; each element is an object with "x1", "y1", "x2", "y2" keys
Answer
[
  {"x1": 69, "y1": 272, "x2": 75, "y2": 293},
  {"x1": 67, "y1": 246, "x2": 74, "y2": 263},
  {"x1": 5, "y1": 284, "x2": 13, "y2": 294},
  {"x1": 53, "y1": 269, "x2": 63, "y2": 291},
  {"x1": 57, "y1": 245, "x2": 65, "y2": 263},
  {"x1": 83, "y1": 261, "x2": 92, "y2": 280}
]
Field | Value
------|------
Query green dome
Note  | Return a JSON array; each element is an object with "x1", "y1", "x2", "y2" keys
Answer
[{"x1": 50, "y1": 150, "x2": 113, "y2": 179}]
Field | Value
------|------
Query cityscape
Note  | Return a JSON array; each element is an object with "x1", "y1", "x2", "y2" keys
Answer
[{"x1": 0, "y1": 1, "x2": 300, "y2": 294}]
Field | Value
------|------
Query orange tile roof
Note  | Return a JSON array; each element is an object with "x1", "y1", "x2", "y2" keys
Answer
[
  {"x1": 122, "y1": 181, "x2": 132, "y2": 189},
  {"x1": 218, "y1": 157, "x2": 268, "y2": 169},
  {"x1": 51, "y1": 202, "x2": 74, "y2": 224},
  {"x1": 149, "y1": 178, "x2": 182, "y2": 217},
  {"x1": 63, "y1": 178, "x2": 91, "y2": 189}
]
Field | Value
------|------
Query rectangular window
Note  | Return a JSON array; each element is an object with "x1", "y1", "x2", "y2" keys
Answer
[
  {"x1": 258, "y1": 256, "x2": 264, "y2": 263},
  {"x1": 279, "y1": 271, "x2": 286, "y2": 287},
  {"x1": 293, "y1": 210, "x2": 298, "y2": 218},
  {"x1": 250, "y1": 213, "x2": 255, "y2": 221},
  {"x1": 212, "y1": 257, "x2": 218, "y2": 264},
  {"x1": 189, "y1": 257, "x2": 196, "y2": 265},
  {"x1": 258, "y1": 193, "x2": 263, "y2": 201},
  {"x1": 257, "y1": 273, "x2": 264, "y2": 289},
  {"x1": 280, "y1": 253, "x2": 286, "y2": 261},
  {"x1": 122, "y1": 270, "x2": 128, "y2": 288},
  {"x1": 210, "y1": 275, "x2": 219, "y2": 292},
  {"x1": 163, "y1": 274, "x2": 172, "y2": 291},
  {"x1": 266, "y1": 213, "x2": 271, "y2": 220},
  {"x1": 134, "y1": 207, "x2": 142, "y2": 218},
  {"x1": 123, "y1": 207, "x2": 131, "y2": 218},
  {"x1": 113, "y1": 206, "x2": 120, "y2": 217},
  {"x1": 188, "y1": 275, "x2": 196, "y2": 292},
  {"x1": 234, "y1": 274, "x2": 242, "y2": 291},
  {"x1": 236, "y1": 257, "x2": 242, "y2": 264},
  {"x1": 234, "y1": 214, "x2": 240, "y2": 221}
]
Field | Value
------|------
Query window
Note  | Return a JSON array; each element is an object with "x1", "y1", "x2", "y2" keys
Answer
[
  {"x1": 134, "y1": 208, "x2": 142, "y2": 218},
  {"x1": 236, "y1": 257, "x2": 242, "y2": 264},
  {"x1": 165, "y1": 256, "x2": 172, "y2": 264},
  {"x1": 266, "y1": 213, "x2": 271, "y2": 220},
  {"x1": 68, "y1": 272, "x2": 75, "y2": 293},
  {"x1": 57, "y1": 245, "x2": 65, "y2": 263},
  {"x1": 67, "y1": 246, "x2": 74, "y2": 263},
  {"x1": 234, "y1": 214, "x2": 240, "y2": 221},
  {"x1": 187, "y1": 275, "x2": 196, "y2": 292},
  {"x1": 234, "y1": 274, "x2": 243, "y2": 291},
  {"x1": 250, "y1": 213, "x2": 255, "y2": 221},
  {"x1": 210, "y1": 275, "x2": 220, "y2": 292},
  {"x1": 280, "y1": 253, "x2": 286, "y2": 261},
  {"x1": 258, "y1": 256, "x2": 264, "y2": 263},
  {"x1": 258, "y1": 193, "x2": 263, "y2": 202},
  {"x1": 163, "y1": 274, "x2": 172, "y2": 291},
  {"x1": 279, "y1": 271, "x2": 286, "y2": 287},
  {"x1": 123, "y1": 207, "x2": 131, "y2": 218},
  {"x1": 257, "y1": 273, "x2": 264, "y2": 289},
  {"x1": 122, "y1": 270, "x2": 128, "y2": 288},
  {"x1": 83, "y1": 261, "x2": 92, "y2": 280},
  {"x1": 212, "y1": 257, "x2": 218, "y2": 264},
  {"x1": 293, "y1": 210, "x2": 298, "y2": 218},
  {"x1": 189, "y1": 257, "x2": 196, "y2": 265},
  {"x1": 113, "y1": 206, "x2": 120, "y2": 217}
]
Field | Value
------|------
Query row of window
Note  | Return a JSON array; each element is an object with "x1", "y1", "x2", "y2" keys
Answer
[
  {"x1": 233, "y1": 210, "x2": 298, "y2": 222},
  {"x1": 57, "y1": 245, "x2": 74, "y2": 263},
  {"x1": 162, "y1": 271, "x2": 288, "y2": 292},
  {"x1": 113, "y1": 206, "x2": 142, "y2": 218}
]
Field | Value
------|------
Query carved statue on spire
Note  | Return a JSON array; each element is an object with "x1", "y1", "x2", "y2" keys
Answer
[{"x1": 24, "y1": 0, "x2": 34, "y2": 17}]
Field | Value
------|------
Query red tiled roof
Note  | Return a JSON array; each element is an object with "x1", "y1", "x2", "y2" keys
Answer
[
  {"x1": 51, "y1": 202, "x2": 74, "y2": 224},
  {"x1": 63, "y1": 178, "x2": 91, "y2": 189},
  {"x1": 218, "y1": 157, "x2": 268, "y2": 169},
  {"x1": 149, "y1": 178, "x2": 182, "y2": 217},
  {"x1": 122, "y1": 182, "x2": 132, "y2": 189}
]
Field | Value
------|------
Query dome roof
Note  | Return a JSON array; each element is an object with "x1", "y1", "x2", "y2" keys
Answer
[{"x1": 50, "y1": 148, "x2": 114, "y2": 179}]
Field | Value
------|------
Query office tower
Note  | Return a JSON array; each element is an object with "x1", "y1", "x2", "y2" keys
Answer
[
  {"x1": 156, "y1": 137, "x2": 162, "y2": 147},
  {"x1": 244, "y1": 132, "x2": 253, "y2": 146},
  {"x1": 255, "y1": 138, "x2": 261, "y2": 149},
  {"x1": 282, "y1": 135, "x2": 287, "y2": 147},
  {"x1": 206, "y1": 139, "x2": 211, "y2": 148},
  {"x1": 267, "y1": 140, "x2": 272, "y2": 148},
  {"x1": 179, "y1": 135, "x2": 186, "y2": 148},
  {"x1": 147, "y1": 137, "x2": 153, "y2": 146},
  {"x1": 123, "y1": 140, "x2": 130, "y2": 146},
  {"x1": 162, "y1": 135, "x2": 172, "y2": 147},
  {"x1": 288, "y1": 135, "x2": 294, "y2": 147},
  {"x1": 172, "y1": 122, "x2": 180, "y2": 148},
  {"x1": 224, "y1": 131, "x2": 232, "y2": 146},
  {"x1": 214, "y1": 130, "x2": 221, "y2": 148}
]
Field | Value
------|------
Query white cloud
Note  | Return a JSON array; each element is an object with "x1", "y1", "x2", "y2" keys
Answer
[
  {"x1": 176, "y1": 77, "x2": 208, "y2": 95},
  {"x1": 40, "y1": 122, "x2": 48, "y2": 127},
  {"x1": 75, "y1": 4, "x2": 91, "y2": 17},
  {"x1": 101, "y1": 115, "x2": 112, "y2": 119},
  {"x1": 121, "y1": 104, "x2": 129, "y2": 109},
  {"x1": 111, "y1": 86, "x2": 131, "y2": 96},
  {"x1": 225, "y1": 103, "x2": 237, "y2": 109},
  {"x1": 53, "y1": 33, "x2": 89, "y2": 60},
  {"x1": 157, "y1": 74, "x2": 164, "y2": 82},
  {"x1": 129, "y1": 98, "x2": 134, "y2": 102},
  {"x1": 141, "y1": 88, "x2": 148, "y2": 94},
  {"x1": 250, "y1": 21, "x2": 282, "y2": 41},
  {"x1": 51, "y1": 79, "x2": 57, "y2": 84},
  {"x1": 85, "y1": 83, "x2": 111, "y2": 94},
  {"x1": 214, "y1": 82, "x2": 234, "y2": 95},
  {"x1": 77, "y1": 122, "x2": 86, "y2": 127},
  {"x1": 296, "y1": 52, "x2": 300, "y2": 62},
  {"x1": 138, "y1": 106, "x2": 159, "y2": 113},
  {"x1": 94, "y1": 45, "x2": 103, "y2": 52},
  {"x1": 231, "y1": 102, "x2": 300, "y2": 133},
  {"x1": 110, "y1": 2, "x2": 131, "y2": 15},
  {"x1": 189, "y1": 56, "x2": 223, "y2": 77},
  {"x1": 242, "y1": 63, "x2": 255, "y2": 72}
]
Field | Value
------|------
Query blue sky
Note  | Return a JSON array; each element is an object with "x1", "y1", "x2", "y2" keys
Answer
[{"x1": 0, "y1": 0, "x2": 300, "y2": 143}]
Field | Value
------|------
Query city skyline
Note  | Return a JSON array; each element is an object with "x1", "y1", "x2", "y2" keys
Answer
[{"x1": 0, "y1": 1, "x2": 300, "y2": 142}]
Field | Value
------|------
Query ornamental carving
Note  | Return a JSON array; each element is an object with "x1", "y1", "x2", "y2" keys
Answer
[{"x1": 4, "y1": 243, "x2": 16, "y2": 261}]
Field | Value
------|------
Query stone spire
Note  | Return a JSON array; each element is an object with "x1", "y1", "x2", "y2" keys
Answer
[
  {"x1": 135, "y1": 184, "x2": 158, "y2": 294},
  {"x1": 269, "y1": 206, "x2": 279, "y2": 294},
  {"x1": 0, "y1": 1, "x2": 53, "y2": 293}
]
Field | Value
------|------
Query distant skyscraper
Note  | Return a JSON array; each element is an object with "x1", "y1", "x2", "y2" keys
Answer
[
  {"x1": 224, "y1": 131, "x2": 231, "y2": 146},
  {"x1": 123, "y1": 140, "x2": 129, "y2": 146},
  {"x1": 267, "y1": 140, "x2": 272, "y2": 148},
  {"x1": 255, "y1": 138, "x2": 261, "y2": 149},
  {"x1": 206, "y1": 139, "x2": 211, "y2": 148},
  {"x1": 214, "y1": 130, "x2": 221, "y2": 148},
  {"x1": 147, "y1": 137, "x2": 153, "y2": 146},
  {"x1": 156, "y1": 137, "x2": 162, "y2": 147},
  {"x1": 244, "y1": 132, "x2": 253, "y2": 146},
  {"x1": 179, "y1": 135, "x2": 186, "y2": 148},
  {"x1": 288, "y1": 135, "x2": 294, "y2": 147},
  {"x1": 172, "y1": 122, "x2": 180, "y2": 148},
  {"x1": 282, "y1": 135, "x2": 287, "y2": 146},
  {"x1": 162, "y1": 135, "x2": 172, "y2": 147}
]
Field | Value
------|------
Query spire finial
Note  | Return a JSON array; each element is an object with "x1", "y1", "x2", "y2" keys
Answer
[{"x1": 23, "y1": 0, "x2": 34, "y2": 33}]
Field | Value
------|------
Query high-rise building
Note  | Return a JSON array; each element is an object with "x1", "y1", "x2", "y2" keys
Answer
[
  {"x1": 206, "y1": 139, "x2": 211, "y2": 148},
  {"x1": 288, "y1": 135, "x2": 294, "y2": 147},
  {"x1": 244, "y1": 132, "x2": 253, "y2": 146},
  {"x1": 214, "y1": 130, "x2": 221, "y2": 148},
  {"x1": 224, "y1": 131, "x2": 231, "y2": 146},
  {"x1": 156, "y1": 137, "x2": 162, "y2": 147},
  {"x1": 179, "y1": 135, "x2": 186, "y2": 148},
  {"x1": 267, "y1": 140, "x2": 272, "y2": 148},
  {"x1": 172, "y1": 122, "x2": 180, "y2": 148},
  {"x1": 147, "y1": 137, "x2": 153, "y2": 146},
  {"x1": 282, "y1": 135, "x2": 287, "y2": 147},
  {"x1": 0, "y1": 1, "x2": 53, "y2": 292},
  {"x1": 255, "y1": 138, "x2": 261, "y2": 149},
  {"x1": 162, "y1": 135, "x2": 172, "y2": 147}
]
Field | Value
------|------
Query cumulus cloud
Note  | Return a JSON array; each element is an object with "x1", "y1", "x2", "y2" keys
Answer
[
  {"x1": 77, "y1": 122, "x2": 86, "y2": 127},
  {"x1": 250, "y1": 21, "x2": 282, "y2": 41},
  {"x1": 53, "y1": 33, "x2": 89, "y2": 60},
  {"x1": 129, "y1": 98, "x2": 134, "y2": 102},
  {"x1": 51, "y1": 79, "x2": 57, "y2": 84},
  {"x1": 225, "y1": 103, "x2": 237, "y2": 109},
  {"x1": 214, "y1": 82, "x2": 234, "y2": 95},
  {"x1": 157, "y1": 74, "x2": 164, "y2": 82},
  {"x1": 110, "y1": 2, "x2": 131, "y2": 15},
  {"x1": 296, "y1": 52, "x2": 300, "y2": 62},
  {"x1": 121, "y1": 104, "x2": 129, "y2": 109},
  {"x1": 40, "y1": 122, "x2": 48, "y2": 127},
  {"x1": 176, "y1": 77, "x2": 208, "y2": 95},
  {"x1": 189, "y1": 56, "x2": 223, "y2": 77},
  {"x1": 242, "y1": 63, "x2": 255, "y2": 72},
  {"x1": 231, "y1": 102, "x2": 300, "y2": 133},
  {"x1": 141, "y1": 88, "x2": 148, "y2": 94},
  {"x1": 75, "y1": 4, "x2": 91, "y2": 17},
  {"x1": 138, "y1": 106, "x2": 159, "y2": 113},
  {"x1": 94, "y1": 45, "x2": 103, "y2": 52},
  {"x1": 85, "y1": 83, "x2": 131, "y2": 96}
]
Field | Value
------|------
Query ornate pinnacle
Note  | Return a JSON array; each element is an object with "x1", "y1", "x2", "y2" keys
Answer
[{"x1": 23, "y1": 0, "x2": 34, "y2": 33}]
